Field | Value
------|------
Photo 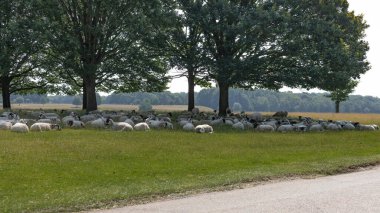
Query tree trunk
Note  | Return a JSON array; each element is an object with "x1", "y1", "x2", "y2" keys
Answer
[
  {"x1": 218, "y1": 82, "x2": 229, "y2": 116},
  {"x1": 187, "y1": 70, "x2": 195, "y2": 112},
  {"x1": 82, "y1": 82, "x2": 87, "y2": 110},
  {"x1": 335, "y1": 101, "x2": 340, "y2": 113},
  {"x1": 1, "y1": 77, "x2": 11, "y2": 109},
  {"x1": 83, "y1": 75, "x2": 97, "y2": 112}
]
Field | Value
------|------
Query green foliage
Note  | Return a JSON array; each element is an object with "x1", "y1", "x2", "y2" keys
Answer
[
  {"x1": 327, "y1": 80, "x2": 358, "y2": 103},
  {"x1": 1, "y1": 130, "x2": 380, "y2": 212}
]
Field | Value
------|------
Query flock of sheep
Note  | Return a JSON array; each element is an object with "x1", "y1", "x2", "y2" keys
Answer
[{"x1": 0, "y1": 109, "x2": 378, "y2": 133}]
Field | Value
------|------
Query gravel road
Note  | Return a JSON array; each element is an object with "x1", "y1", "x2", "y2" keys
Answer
[{"x1": 93, "y1": 166, "x2": 380, "y2": 213}]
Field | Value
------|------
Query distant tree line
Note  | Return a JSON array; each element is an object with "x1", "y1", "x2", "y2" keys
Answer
[{"x1": 5, "y1": 88, "x2": 380, "y2": 113}]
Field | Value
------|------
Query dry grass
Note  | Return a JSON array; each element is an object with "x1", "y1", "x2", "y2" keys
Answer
[{"x1": 9, "y1": 104, "x2": 214, "y2": 112}]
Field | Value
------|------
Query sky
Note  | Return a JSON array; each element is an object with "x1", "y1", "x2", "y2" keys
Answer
[{"x1": 167, "y1": 1, "x2": 380, "y2": 97}]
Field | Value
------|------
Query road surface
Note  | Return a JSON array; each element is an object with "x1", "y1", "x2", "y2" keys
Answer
[{"x1": 93, "y1": 166, "x2": 380, "y2": 213}]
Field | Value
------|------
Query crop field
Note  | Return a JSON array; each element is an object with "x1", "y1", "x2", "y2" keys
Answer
[{"x1": 2, "y1": 106, "x2": 380, "y2": 212}]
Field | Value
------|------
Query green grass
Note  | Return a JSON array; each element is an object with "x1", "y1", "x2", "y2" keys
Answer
[{"x1": 1, "y1": 129, "x2": 380, "y2": 212}]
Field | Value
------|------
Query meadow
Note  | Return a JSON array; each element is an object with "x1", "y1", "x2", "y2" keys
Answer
[{"x1": 1, "y1": 106, "x2": 380, "y2": 212}]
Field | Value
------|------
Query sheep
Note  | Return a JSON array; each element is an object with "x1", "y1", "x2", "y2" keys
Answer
[
  {"x1": 89, "y1": 118, "x2": 107, "y2": 128},
  {"x1": 309, "y1": 124, "x2": 324, "y2": 132},
  {"x1": 183, "y1": 122, "x2": 195, "y2": 131},
  {"x1": 276, "y1": 124, "x2": 295, "y2": 133},
  {"x1": 164, "y1": 121, "x2": 174, "y2": 129},
  {"x1": 67, "y1": 120, "x2": 85, "y2": 129},
  {"x1": 192, "y1": 107, "x2": 200, "y2": 115},
  {"x1": 106, "y1": 119, "x2": 133, "y2": 131},
  {"x1": 342, "y1": 123, "x2": 356, "y2": 130},
  {"x1": 30, "y1": 123, "x2": 61, "y2": 132},
  {"x1": 326, "y1": 123, "x2": 342, "y2": 131},
  {"x1": 134, "y1": 122, "x2": 150, "y2": 131},
  {"x1": 10, "y1": 123, "x2": 29, "y2": 133},
  {"x1": 123, "y1": 118, "x2": 135, "y2": 127},
  {"x1": 272, "y1": 111, "x2": 288, "y2": 118},
  {"x1": 81, "y1": 114, "x2": 99, "y2": 123},
  {"x1": 0, "y1": 121, "x2": 12, "y2": 130},
  {"x1": 232, "y1": 122, "x2": 245, "y2": 130},
  {"x1": 148, "y1": 120, "x2": 166, "y2": 129},
  {"x1": 195, "y1": 124, "x2": 213, "y2": 133},
  {"x1": 357, "y1": 124, "x2": 376, "y2": 131},
  {"x1": 256, "y1": 124, "x2": 275, "y2": 132}
]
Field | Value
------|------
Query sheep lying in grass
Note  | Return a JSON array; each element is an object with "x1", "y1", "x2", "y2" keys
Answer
[
  {"x1": 89, "y1": 118, "x2": 107, "y2": 128},
  {"x1": 232, "y1": 122, "x2": 245, "y2": 130},
  {"x1": 67, "y1": 120, "x2": 85, "y2": 129},
  {"x1": 0, "y1": 121, "x2": 12, "y2": 130},
  {"x1": 256, "y1": 124, "x2": 275, "y2": 132},
  {"x1": 309, "y1": 124, "x2": 324, "y2": 132},
  {"x1": 134, "y1": 122, "x2": 150, "y2": 131},
  {"x1": 276, "y1": 124, "x2": 295, "y2": 133},
  {"x1": 357, "y1": 124, "x2": 376, "y2": 131},
  {"x1": 30, "y1": 123, "x2": 61, "y2": 132},
  {"x1": 183, "y1": 122, "x2": 195, "y2": 131},
  {"x1": 195, "y1": 124, "x2": 213, "y2": 133},
  {"x1": 106, "y1": 119, "x2": 133, "y2": 131},
  {"x1": 11, "y1": 123, "x2": 29, "y2": 133}
]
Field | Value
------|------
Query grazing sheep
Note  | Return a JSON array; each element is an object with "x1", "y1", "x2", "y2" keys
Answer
[
  {"x1": 232, "y1": 122, "x2": 245, "y2": 130},
  {"x1": 67, "y1": 120, "x2": 85, "y2": 129},
  {"x1": 256, "y1": 124, "x2": 275, "y2": 132},
  {"x1": 195, "y1": 124, "x2": 213, "y2": 133},
  {"x1": 183, "y1": 122, "x2": 195, "y2": 131},
  {"x1": 106, "y1": 119, "x2": 133, "y2": 131},
  {"x1": 276, "y1": 124, "x2": 295, "y2": 133},
  {"x1": 11, "y1": 123, "x2": 29, "y2": 133},
  {"x1": 134, "y1": 122, "x2": 150, "y2": 131}
]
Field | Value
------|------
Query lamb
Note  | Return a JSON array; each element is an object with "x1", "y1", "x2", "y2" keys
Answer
[
  {"x1": 134, "y1": 122, "x2": 150, "y2": 131},
  {"x1": 30, "y1": 123, "x2": 61, "y2": 132},
  {"x1": 195, "y1": 124, "x2": 213, "y2": 133},
  {"x1": 10, "y1": 123, "x2": 29, "y2": 133},
  {"x1": 256, "y1": 124, "x2": 275, "y2": 132},
  {"x1": 106, "y1": 118, "x2": 133, "y2": 131},
  {"x1": 183, "y1": 122, "x2": 195, "y2": 131}
]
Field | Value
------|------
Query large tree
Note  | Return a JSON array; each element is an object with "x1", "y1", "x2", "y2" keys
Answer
[
  {"x1": 189, "y1": 0, "x2": 369, "y2": 115},
  {"x1": 43, "y1": 0, "x2": 170, "y2": 112},
  {"x1": 0, "y1": 0, "x2": 55, "y2": 109}
]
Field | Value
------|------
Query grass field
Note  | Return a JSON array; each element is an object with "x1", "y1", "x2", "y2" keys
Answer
[{"x1": 1, "y1": 127, "x2": 380, "y2": 212}]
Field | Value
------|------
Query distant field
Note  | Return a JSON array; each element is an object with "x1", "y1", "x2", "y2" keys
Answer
[{"x1": 9, "y1": 104, "x2": 214, "y2": 112}]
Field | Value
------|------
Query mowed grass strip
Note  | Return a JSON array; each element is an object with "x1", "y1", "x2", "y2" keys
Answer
[{"x1": 1, "y1": 129, "x2": 380, "y2": 212}]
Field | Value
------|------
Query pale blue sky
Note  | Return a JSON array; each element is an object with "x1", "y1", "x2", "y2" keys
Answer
[{"x1": 168, "y1": 1, "x2": 380, "y2": 97}]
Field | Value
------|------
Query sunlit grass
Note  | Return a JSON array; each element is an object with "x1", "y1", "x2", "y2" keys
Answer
[{"x1": 1, "y1": 129, "x2": 380, "y2": 212}]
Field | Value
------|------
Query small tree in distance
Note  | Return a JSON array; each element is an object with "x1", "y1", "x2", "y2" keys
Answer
[{"x1": 326, "y1": 80, "x2": 358, "y2": 113}]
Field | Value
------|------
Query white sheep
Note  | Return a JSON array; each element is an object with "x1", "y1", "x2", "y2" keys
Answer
[
  {"x1": 107, "y1": 119, "x2": 133, "y2": 131},
  {"x1": 309, "y1": 124, "x2": 324, "y2": 132},
  {"x1": 67, "y1": 120, "x2": 85, "y2": 129},
  {"x1": 326, "y1": 123, "x2": 342, "y2": 131},
  {"x1": 30, "y1": 123, "x2": 61, "y2": 132},
  {"x1": 357, "y1": 124, "x2": 376, "y2": 131},
  {"x1": 0, "y1": 121, "x2": 12, "y2": 130},
  {"x1": 123, "y1": 118, "x2": 135, "y2": 127},
  {"x1": 256, "y1": 124, "x2": 275, "y2": 132},
  {"x1": 276, "y1": 124, "x2": 295, "y2": 133},
  {"x1": 89, "y1": 118, "x2": 107, "y2": 128},
  {"x1": 148, "y1": 120, "x2": 166, "y2": 129},
  {"x1": 183, "y1": 122, "x2": 195, "y2": 131},
  {"x1": 11, "y1": 123, "x2": 29, "y2": 133},
  {"x1": 134, "y1": 122, "x2": 150, "y2": 131},
  {"x1": 195, "y1": 124, "x2": 213, "y2": 133},
  {"x1": 232, "y1": 122, "x2": 245, "y2": 130},
  {"x1": 342, "y1": 123, "x2": 356, "y2": 130}
]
